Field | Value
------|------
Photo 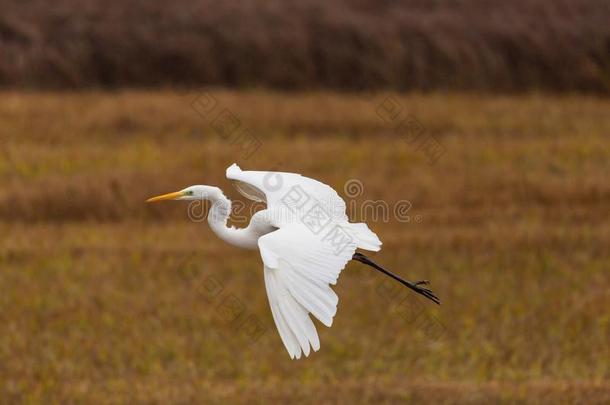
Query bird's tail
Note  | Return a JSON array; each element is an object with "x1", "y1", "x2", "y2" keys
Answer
[{"x1": 342, "y1": 222, "x2": 382, "y2": 252}]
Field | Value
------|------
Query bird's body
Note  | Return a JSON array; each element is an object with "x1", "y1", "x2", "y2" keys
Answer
[{"x1": 147, "y1": 164, "x2": 439, "y2": 359}]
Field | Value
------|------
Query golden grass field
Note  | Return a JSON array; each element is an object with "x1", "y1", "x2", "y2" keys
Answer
[{"x1": 1, "y1": 91, "x2": 609, "y2": 403}]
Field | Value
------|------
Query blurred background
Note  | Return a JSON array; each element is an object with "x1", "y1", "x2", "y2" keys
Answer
[{"x1": 1, "y1": 0, "x2": 609, "y2": 403}]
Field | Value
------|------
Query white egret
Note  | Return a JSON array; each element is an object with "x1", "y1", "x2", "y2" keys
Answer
[{"x1": 147, "y1": 163, "x2": 439, "y2": 359}]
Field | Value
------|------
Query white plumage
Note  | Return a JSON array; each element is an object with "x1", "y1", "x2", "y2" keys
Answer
[
  {"x1": 228, "y1": 164, "x2": 381, "y2": 359},
  {"x1": 147, "y1": 163, "x2": 387, "y2": 359}
]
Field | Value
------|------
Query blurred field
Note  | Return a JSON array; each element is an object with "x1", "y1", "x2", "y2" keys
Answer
[
  {"x1": 1, "y1": 90, "x2": 609, "y2": 403},
  {"x1": 2, "y1": 0, "x2": 610, "y2": 92}
]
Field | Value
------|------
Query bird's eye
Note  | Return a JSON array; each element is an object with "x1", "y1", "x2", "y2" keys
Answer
[{"x1": 186, "y1": 190, "x2": 194, "y2": 196}]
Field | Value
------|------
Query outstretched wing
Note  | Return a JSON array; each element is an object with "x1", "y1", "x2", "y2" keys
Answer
[
  {"x1": 227, "y1": 163, "x2": 382, "y2": 251},
  {"x1": 258, "y1": 224, "x2": 357, "y2": 359},
  {"x1": 226, "y1": 163, "x2": 348, "y2": 223}
]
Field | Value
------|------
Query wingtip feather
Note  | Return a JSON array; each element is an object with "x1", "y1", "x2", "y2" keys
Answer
[{"x1": 226, "y1": 163, "x2": 241, "y2": 176}]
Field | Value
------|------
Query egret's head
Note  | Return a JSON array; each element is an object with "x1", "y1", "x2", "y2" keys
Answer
[{"x1": 146, "y1": 185, "x2": 220, "y2": 202}]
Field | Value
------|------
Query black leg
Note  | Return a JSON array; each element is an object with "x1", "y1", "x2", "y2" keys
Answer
[{"x1": 352, "y1": 252, "x2": 440, "y2": 305}]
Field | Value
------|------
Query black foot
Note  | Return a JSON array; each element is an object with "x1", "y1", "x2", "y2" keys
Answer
[
  {"x1": 352, "y1": 252, "x2": 441, "y2": 305},
  {"x1": 407, "y1": 281, "x2": 441, "y2": 305}
]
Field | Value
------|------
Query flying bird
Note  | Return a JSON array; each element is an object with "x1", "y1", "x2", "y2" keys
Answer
[{"x1": 147, "y1": 164, "x2": 439, "y2": 359}]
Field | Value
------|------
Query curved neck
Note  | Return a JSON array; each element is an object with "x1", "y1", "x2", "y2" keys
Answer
[{"x1": 207, "y1": 189, "x2": 258, "y2": 249}]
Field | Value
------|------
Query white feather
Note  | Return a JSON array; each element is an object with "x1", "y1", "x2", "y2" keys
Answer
[
  {"x1": 258, "y1": 224, "x2": 356, "y2": 358},
  {"x1": 150, "y1": 165, "x2": 388, "y2": 359}
]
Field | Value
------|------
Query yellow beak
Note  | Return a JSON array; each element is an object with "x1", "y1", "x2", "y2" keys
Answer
[{"x1": 146, "y1": 191, "x2": 184, "y2": 203}]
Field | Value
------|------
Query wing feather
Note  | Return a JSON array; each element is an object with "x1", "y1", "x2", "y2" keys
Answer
[
  {"x1": 259, "y1": 224, "x2": 356, "y2": 359},
  {"x1": 264, "y1": 268, "x2": 302, "y2": 359},
  {"x1": 227, "y1": 163, "x2": 383, "y2": 252},
  {"x1": 227, "y1": 163, "x2": 348, "y2": 223},
  {"x1": 228, "y1": 163, "x2": 382, "y2": 359}
]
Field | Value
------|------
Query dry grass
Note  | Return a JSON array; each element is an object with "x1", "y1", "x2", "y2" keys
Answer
[
  {"x1": 2, "y1": 0, "x2": 610, "y2": 92},
  {"x1": 1, "y1": 91, "x2": 609, "y2": 403}
]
